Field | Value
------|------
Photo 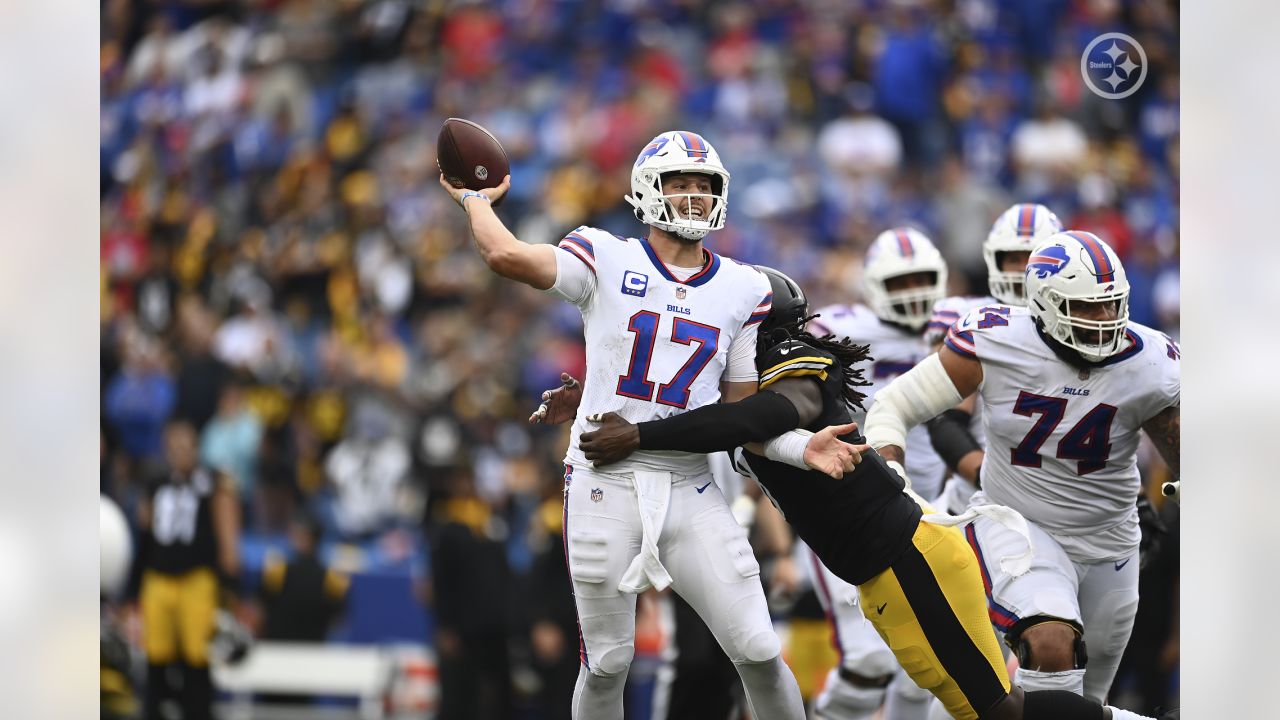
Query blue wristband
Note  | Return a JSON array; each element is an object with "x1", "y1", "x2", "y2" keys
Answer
[{"x1": 460, "y1": 191, "x2": 491, "y2": 205}]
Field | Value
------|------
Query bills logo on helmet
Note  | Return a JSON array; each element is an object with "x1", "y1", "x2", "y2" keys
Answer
[
  {"x1": 1027, "y1": 244, "x2": 1071, "y2": 279},
  {"x1": 635, "y1": 137, "x2": 670, "y2": 167}
]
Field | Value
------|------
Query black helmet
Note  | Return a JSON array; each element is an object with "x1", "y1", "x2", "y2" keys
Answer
[{"x1": 756, "y1": 266, "x2": 809, "y2": 351}]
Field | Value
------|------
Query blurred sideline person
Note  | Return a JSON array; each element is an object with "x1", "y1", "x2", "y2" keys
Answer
[
  {"x1": 259, "y1": 512, "x2": 349, "y2": 640},
  {"x1": 803, "y1": 227, "x2": 951, "y2": 720},
  {"x1": 135, "y1": 420, "x2": 241, "y2": 720},
  {"x1": 863, "y1": 232, "x2": 1179, "y2": 702},
  {"x1": 429, "y1": 468, "x2": 513, "y2": 720},
  {"x1": 443, "y1": 129, "x2": 862, "y2": 720},
  {"x1": 566, "y1": 266, "x2": 1168, "y2": 720}
]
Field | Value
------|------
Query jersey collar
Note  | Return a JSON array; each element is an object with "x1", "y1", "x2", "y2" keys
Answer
[
  {"x1": 1034, "y1": 325, "x2": 1144, "y2": 368},
  {"x1": 639, "y1": 238, "x2": 721, "y2": 287}
]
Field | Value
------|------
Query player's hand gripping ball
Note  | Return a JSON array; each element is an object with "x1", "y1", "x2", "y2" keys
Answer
[{"x1": 437, "y1": 117, "x2": 511, "y2": 206}]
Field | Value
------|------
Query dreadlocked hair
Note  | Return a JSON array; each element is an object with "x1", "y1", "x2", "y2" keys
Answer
[{"x1": 778, "y1": 313, "x2": 874, "y2": 411}]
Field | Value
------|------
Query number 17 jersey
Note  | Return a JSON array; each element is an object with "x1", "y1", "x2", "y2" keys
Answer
[
  {"x1": 548, "y1": 226, "x2": 773, "y2": 476},
  {"x1": 944, "y1": 306, "x2": 1180, "y2": 561}
]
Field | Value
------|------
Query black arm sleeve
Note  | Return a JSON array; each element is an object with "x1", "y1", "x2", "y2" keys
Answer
[
  {"x1": 924, "y1": 408, "x2": 983, "y2": 471},
  {"x1": 637, "y1": 390, "x2": 801, "y2": 454}
]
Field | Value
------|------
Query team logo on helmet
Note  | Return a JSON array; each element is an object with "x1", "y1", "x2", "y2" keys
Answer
[
  {"x1": 635, "y1": 137, "x2": 670, "y2": 167},
  {"x1": 1026, "y1": 244, "x2": 1072, "y2": 279}
]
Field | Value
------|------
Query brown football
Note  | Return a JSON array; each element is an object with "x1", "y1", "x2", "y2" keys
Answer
[{"x1": 437, "y1": 118, "x2": 510, "y2": 204}]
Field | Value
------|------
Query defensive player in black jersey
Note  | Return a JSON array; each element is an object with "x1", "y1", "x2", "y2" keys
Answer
[
  {"x1": 555, "y1": 268, "x2": 1167, "y2": 720},
  {"x1": 135, "y1": 420, "x2": 241, "y2": 720}
]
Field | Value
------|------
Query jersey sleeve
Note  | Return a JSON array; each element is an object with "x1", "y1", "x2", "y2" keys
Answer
[
  {"x1": 545, "y1": 227, "x2": 598, "y2": 306},
  {"x1": 1150, "y1": 332, "x2": 1181, "y2": 412},
  {"x1": 756, "y1": 339, "x2": 837, "y2": 390},
  {"x1": 724, "y1": 323, "x2": 760, "y2": 382},
  {"x1": 925, "y1": 299, "x2": 965, "y2": 346},
  {"x1": 942, "y1": 306, "x2": 1014, "y2": 361},
  {"x1": 942, "y1": 312, "x2": 981, "y2": 360}
]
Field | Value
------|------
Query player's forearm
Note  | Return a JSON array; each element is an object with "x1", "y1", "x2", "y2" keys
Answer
[
  {"x1": 462, "y1": 197, "x2": 556, "y2": 288},
  {"x1": 864, "y1": 353, "x2": 964, "y2": 451},
  {"x1": 955, "y1": 450, "x2": 984, "y2": 484},
  {"x1": 1142, "y1": 405, "x2": 1180, "y2": 479},
  {"x1": 637, "y1": 391, "x2": 801, "y2": 453},
  {"x1": 877, "y1": 444, "x2": 904, "y2": 464}
]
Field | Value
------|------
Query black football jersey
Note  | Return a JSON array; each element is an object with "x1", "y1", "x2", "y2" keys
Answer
[
  {"x1": 145, "y1": 467, "x2": 220, "y2": 576},
  {"x1": 744, "y1": 338, "x2": 922, "y2": 585}
]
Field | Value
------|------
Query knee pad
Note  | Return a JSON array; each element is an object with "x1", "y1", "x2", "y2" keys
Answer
[
  {"x1": 815, "y1": 668, "x2": 886, "y2": 720},
  {"x1": 737, "y1": 629, "x2": 782, "y2": 664},
  {"x1": 1007, "y1": 616, "x2": 1086, "y2": 670},
  {"x1": 1014, "y1": 667, "x2": 1086, "y2": 695},
  {"x1": 589, "y1": 644, "x2": 635, "y2": 677}
]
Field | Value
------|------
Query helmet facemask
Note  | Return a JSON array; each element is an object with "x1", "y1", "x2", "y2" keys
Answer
[
  {"x1": 867, "y1": 270, "x2": 945, "y2": 330},
  {"x1": 986, "y1": 250, "x2": 1032, "y2": 305},
  {"x1": 629, "y1": 170, "x2": 728, "y2": 241},
  {"x1": 1035, "y1": 292, "x2": 1130, "y2": 362}
]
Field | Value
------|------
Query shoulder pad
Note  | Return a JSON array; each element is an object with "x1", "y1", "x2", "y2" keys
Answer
[{"x1": 758, "y1": 339, "x2": 836, "y2": 390}]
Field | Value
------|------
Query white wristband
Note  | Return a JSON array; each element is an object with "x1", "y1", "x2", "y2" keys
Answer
[{"x1": 763, "y1": 429, "x2": 813, "y2": 469}]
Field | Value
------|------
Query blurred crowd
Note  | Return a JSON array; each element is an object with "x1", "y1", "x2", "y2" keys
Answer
[{"x1": 100, "y1": 0, "x2": 1179, "y2": 716}]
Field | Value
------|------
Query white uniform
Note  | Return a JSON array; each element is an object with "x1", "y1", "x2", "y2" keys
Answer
[
  {"x1": 806, "y1": 304, "x2": 940, "y2": 720},
  {"x1": 943, "y1": 306, "x2": 1179, "y2": 700},
  {"x1": 924, "y1": 296, "x2": 994, "y2": 514},
  {"x1": 812, "y1": 303, "x2": 947, "y2": 499},
  {"x1": 548, "y1": 226, "x2": 797, "y2": 716}
]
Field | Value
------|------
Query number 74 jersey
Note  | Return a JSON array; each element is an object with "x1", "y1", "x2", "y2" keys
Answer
[{"x1": 944, "y1": 305, "x2": 1179, "y2": 560}]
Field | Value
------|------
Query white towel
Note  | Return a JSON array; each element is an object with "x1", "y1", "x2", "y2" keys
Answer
[
  {"x1": 618, "y1": 471, "x2": 674, "y2": 593},
  {"x1": 920, "y1": 501, "x2": 1035, "y2": 577}
]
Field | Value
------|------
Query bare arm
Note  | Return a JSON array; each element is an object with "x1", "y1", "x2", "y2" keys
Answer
[
  {"x1": 867, "y1": 345, "x2": 983, "y2": 465},
  {"x1": 211, "y1": 474, "x2": 242, "y2": 581},
  {"x1": 1142, "y1": 405, "x2": 1180, "y2": 479},
  {"x1": 439, "y1": 175, "x2": 559, "y2": 289}
]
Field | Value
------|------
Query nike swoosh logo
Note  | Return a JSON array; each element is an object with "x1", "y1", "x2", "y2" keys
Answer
[
  {"x1": 876, "y1": 603, "x2": 887, "y2": 615},
  {"x1": 695, "y1": 481, "x2": 713, "y2": 494},
  {"x1": 1114, "y1": 558, "x2": 1131, "y2": 571}
]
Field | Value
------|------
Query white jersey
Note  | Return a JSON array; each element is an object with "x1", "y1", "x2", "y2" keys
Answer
[
  {"x1": 548, "y1": 226, "x2": 772, "y2": 476},
  {"x1": 811, "y1": 303, "x2": 947, "y2": 498},
  {"x1": 927, "y1": 295, "x2": 995, "y2": 450},
  {"x1": 944, "y1": 306, "x2": 1180, "y2": 560}
]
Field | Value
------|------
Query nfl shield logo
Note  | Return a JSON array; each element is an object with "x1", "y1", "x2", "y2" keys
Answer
[
  {"x1": 675, "y1": 287, "x2": 687, "y2": 299},
  {"x1": 590, "y1": 488, "x2": 604, "y2": 503}
]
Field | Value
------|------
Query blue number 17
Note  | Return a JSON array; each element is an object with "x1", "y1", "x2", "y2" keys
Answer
[{"x1": 616, "y1": 311, "x2": 721, "y2": 408}]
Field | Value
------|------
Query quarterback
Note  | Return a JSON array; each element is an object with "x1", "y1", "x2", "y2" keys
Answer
[{"x1": 439, "y1": 131, "x2": 858, "y2": 719}]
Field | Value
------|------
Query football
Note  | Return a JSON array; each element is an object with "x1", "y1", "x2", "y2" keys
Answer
[{"x1": 437, "y1": 118, "x2": 510, "y2": 204}]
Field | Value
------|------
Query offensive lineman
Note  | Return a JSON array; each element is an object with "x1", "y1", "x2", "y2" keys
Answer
[
  {"x1": 924, "y1": 204, "x2": 1065, "y2": 515},
  {"x1": 804, "y1": 227, "x2": 952, "y2": 720},
  {"x1": 863, "y1": 231, "x2": 1180, "y2": 702},
  {"x1": 570, "y1": 266, "x2": 1168, "y2": 720},
  {"x1": 439, "y1": 131, "x2": 858, "y2": 720}
]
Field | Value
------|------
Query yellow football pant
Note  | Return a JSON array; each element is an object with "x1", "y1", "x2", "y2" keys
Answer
[
  {"x1": 858, "y1": 520, "x2": 1011, "y2": 720},
  {"x1": 140, "y1": 568, "x2": 218, "y2": 667}
]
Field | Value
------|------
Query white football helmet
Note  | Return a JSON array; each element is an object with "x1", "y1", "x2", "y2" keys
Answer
[
  {"x1": 983, "y1": 203, "x2": 1064, "y2": 305},
  {"x1": 624, "y1": 131, "x2": 730, "y2": 241},
  {"x1": 863, "y1": 227, "x2": 948, "y2": 329},
  {"x1": 101, "y1": 495, "x2": 133, "y2": 599},
  {"x1": 1025, "y1": 230, "x2": 1130, "y2": 362}
]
